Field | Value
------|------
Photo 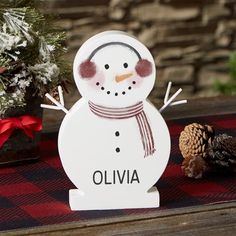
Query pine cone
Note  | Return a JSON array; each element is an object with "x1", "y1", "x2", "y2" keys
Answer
[
  {"x1": 206, "y1": 134, "x2": 236, "y2": 171},
  {"x1": 182, "y1": 155, "x2": 209, "y2": 179},
  {"x1": 179, "y1": 123, "x2": 215, "y2": 159}
]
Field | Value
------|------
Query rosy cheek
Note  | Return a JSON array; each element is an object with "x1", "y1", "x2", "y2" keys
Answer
[{"x1": 88, "y1": 70, "x2": 105, "y2": 90}]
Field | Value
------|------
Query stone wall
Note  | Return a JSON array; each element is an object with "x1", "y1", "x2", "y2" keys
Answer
[{"x1": 47, "y1": 0, "x2": 236, "y2": 103}]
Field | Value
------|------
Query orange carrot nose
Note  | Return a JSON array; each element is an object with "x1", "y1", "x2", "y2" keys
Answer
[{"x1": 115, "y1": 73, "x2": 133, "y2": 83}]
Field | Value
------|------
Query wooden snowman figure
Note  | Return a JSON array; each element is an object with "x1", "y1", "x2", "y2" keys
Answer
[{"x1": 42, "y1": 31, "x2": 186, "y2": 210}]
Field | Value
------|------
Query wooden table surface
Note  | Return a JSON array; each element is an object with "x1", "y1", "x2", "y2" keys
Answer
[{"x1": 4, "y1": 96, "x2": 236, "y2": 236}]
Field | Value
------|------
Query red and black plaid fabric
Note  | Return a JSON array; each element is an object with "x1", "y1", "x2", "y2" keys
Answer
[{"x1": 1, "y1": 114, "x2": 236, "y2": 232}]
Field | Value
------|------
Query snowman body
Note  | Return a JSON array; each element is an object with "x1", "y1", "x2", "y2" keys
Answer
[{"x1": 58, "y1": 31, "x2": 171, "y2": 210}]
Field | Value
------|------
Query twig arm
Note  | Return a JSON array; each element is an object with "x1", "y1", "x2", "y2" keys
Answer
[
  {"x1": 164, "y1": 81, "x2": 172, "y2": 104},
  {"x1": 159, "y1": 82, "x2": 187, "y2": 113},
  {"x1": 40, "y1": 86, "x2": 69, "y2": 114},
  {"x1": 58, "y1": 86, "x2": 64, "y2": 106}
]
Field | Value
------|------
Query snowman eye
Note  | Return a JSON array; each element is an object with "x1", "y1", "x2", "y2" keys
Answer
[
  {"x1": 123, "y1": 63, "x2": 128, "y2": 68},
  {"x1": 104, "y1": 64, "x2": 109, "y2": 70}
]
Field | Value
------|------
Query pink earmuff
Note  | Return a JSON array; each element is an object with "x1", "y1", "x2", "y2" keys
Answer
[
  {"x1": 135, "y1": 59, "x2": 152, "y2": 77},
  {"x1": 79, "y1": 60, "x2": 96, "y2": 79}
]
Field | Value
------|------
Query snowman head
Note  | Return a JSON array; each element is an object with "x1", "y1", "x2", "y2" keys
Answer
[{"x1": 73, "y1": 31, "x2": 156, "y2": 107}]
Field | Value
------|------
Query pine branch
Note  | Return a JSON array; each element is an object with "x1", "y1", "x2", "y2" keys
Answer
[
  {"x1": 0, "y1": 0, "x2": 71, "y2": 115},
  {"x1": 0, "y1": 0, "x2": 40, "y2": 9}
]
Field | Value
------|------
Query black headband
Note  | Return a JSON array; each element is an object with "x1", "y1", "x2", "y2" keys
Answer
[{"x1": 88, "y1": 42, "x2": 142, "y2": 61}]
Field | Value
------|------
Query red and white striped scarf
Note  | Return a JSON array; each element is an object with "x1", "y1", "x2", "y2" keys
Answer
[{"x1": 88, "y1": 101, "x2": 155, "y2": 157}]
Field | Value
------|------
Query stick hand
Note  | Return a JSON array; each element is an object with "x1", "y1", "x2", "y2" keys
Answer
[{"x1": 40, "y1": 86, "x2": 69, "y2": 114}]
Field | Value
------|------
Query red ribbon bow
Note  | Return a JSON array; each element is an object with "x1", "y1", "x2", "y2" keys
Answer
[{"x1": 0, "y1": 115, "x2": 42, "y2": 148}]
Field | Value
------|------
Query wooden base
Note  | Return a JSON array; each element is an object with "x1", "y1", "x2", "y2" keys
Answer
[{"x1": 69, "y1": 187, "x2": 160, "y2": 210}]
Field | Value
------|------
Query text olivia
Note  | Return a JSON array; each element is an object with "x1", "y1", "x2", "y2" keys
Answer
[{"x1": 93, "y1": 169, "x2": 140, "y2": 185}]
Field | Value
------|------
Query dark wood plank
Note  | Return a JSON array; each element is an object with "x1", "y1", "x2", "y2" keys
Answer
[
  {"x1": 4, "y1": 202, "x2": 236, "y2": 236},
  {"x1": 162, "y1": 95, "x2": 236, "y2": 120}
]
